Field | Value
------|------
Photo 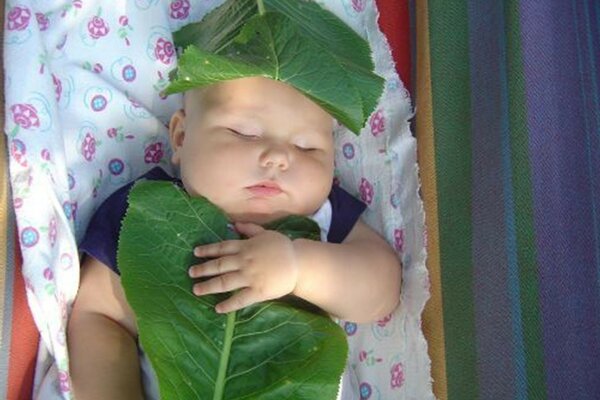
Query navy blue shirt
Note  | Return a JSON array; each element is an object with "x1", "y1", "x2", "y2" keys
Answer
[{"x1": 80, "y1": 167, "x2": 366, "y2": 273}]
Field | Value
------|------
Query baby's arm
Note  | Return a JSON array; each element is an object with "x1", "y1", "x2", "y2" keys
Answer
[
  {"x1": 191, "y1": 220, "x2": 401, "y2": 323},
  {"x1": 68, "y1": 256, "x2": 143, "y2": 400},
  {"x1": 292, "y1": 219, "x2": 401, "y2": 322}
]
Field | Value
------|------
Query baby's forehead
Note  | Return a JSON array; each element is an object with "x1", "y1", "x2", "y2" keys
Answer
[{"x1": 181, "y1": 77, "x2": 336, "y2": 131}]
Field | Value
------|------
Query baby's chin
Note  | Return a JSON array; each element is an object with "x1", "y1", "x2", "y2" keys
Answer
[{"x1": 226, "y1": 210, "x2": 289, "y2": 226}]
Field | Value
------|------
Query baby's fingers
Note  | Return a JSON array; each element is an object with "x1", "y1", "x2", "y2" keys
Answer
[
  {"x1": 215, "y1": 288, "x2": 258, "y2": 314},
  {"x1": 192, "y1": 272, "x2": 245, "y2": 296},
  {"x1": 189, "y1": 256, "x2": 238, "y2": 278},
  {"x1": 194, "y1": 240, "x2": 241, "y2": 258}
]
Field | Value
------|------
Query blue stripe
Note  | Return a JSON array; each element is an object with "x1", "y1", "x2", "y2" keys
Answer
[
  {"x1": 468, "y1": 2, "x2": 516, "y2": 397},
  {"x1": 498, "y1": 7, "x2": 527, "y2": 399},
  {"x1": 575, "y1": 0, "x2": 600, "y2": 315},
  {"x1": 0, "y1": 199, "x2": 16, "y2": 400},
  {"x1": 582, "y1": 0, "x2": 600, "y2": 291}
]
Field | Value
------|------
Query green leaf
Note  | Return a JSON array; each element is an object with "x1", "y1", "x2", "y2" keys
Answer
[
  {"x1": 118, "y1": 181, "x2": 347, "y2": 400},
  {"x1": 263, "y1": 215, "x2": 322, "y2": 241},
  {"x1": 165, "y1": 0, "x2": 384, "y2": 135}
]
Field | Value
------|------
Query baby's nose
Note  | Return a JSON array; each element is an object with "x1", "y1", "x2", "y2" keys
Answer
[{"x1": 259, "y1": 144, "x2": 290, "y2": 170}]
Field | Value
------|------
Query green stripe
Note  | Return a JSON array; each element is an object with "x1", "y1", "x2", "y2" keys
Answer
[
  {"x1": 504, "y1": 3, "x2": 547, "y2": 399},
  {"x1": 428, "y1": 2, "x2": 478, "y2": 399}
]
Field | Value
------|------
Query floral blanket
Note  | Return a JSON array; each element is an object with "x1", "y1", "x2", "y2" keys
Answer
[{"x1": 3, "y1": 1, "x2": 432, "y2": 398}]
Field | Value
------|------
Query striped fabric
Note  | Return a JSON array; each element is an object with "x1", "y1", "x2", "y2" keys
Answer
[{"x1": 416, "y1": 1, "x2": 600, "y2": 399}]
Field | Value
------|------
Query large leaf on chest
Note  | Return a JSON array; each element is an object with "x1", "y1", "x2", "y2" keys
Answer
[
  {"x1": 118, "y1": 180, "x2": 347, "y2": 399},
  {"x1": 164, "y1": 0, "x2": 384, "y2": 135}
]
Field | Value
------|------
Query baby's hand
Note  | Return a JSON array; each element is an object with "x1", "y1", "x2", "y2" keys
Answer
[{"x1": 189, "y1": 222, "x2": 299, "y2": 314}]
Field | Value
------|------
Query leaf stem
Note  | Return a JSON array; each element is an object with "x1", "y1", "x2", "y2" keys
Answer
[
  {"x1": 213, "y1": 310, "x2": 236, "y2": 400},
  {"x1": 257, "y1": 0, "x2": 266, "y2": 16}
]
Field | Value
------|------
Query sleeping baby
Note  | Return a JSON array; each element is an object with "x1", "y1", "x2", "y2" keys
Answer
[
  {"x1": 68, "y1": 75, "x2": 401, "y2": 399},
  {"x1": 67, "y1": 0, "x2": 402, "y2": 398}
]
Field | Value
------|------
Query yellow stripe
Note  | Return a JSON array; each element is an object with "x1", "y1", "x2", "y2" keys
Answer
[
  {"x1": 0, "y1": 17, "x2": 8, "y2": 348},
  {"x1": 0, "y1": 0, "x2": 11, "y2": 350},
  {"x1": 415, "y1": 1, "x2": 448, "y2": 399}
]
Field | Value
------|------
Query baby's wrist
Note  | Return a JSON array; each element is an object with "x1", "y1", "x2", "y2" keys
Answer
[{"x1": 289, "y1": 238, "x2": 314, "y2": 299}]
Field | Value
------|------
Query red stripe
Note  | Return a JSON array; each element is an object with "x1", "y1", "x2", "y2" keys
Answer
[
  {"x1": 7, "y1": 231, "x2": 38, "y2": 400},
  {"x1": 376, "y1": 0, "x2": 412, "y2": 94}
]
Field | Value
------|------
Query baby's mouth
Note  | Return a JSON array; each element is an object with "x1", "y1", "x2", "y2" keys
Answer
[{"x1": 245, "y1": 181, "x2": 283, "y2": 197}]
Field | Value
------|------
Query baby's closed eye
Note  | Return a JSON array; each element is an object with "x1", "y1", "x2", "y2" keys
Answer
[
  {"x1": 228, "y1": 127, "x2": 260, "y2": 139},
  {"x1": 292, "y1": 137, "x2": 319, "y2": 152}
]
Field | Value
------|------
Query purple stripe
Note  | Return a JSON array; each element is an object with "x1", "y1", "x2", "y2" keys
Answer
[
  {"x1": 467, "y1": 2, "x2": 516, "y2": 398},
  {"x1": 580, "y1": 1, "x2": 600, "y2": 294},
  {"x1": 520, "y1": 1, "x2": 600, "y2": 399}
]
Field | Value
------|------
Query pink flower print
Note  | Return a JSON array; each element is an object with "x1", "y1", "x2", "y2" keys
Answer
[
  {"x1": 118, "y1": 15, "x2": 132, "y2": 46},
  {"x1": 36, "y1": 12, "x2": 49, "y2": 31},
  {"x1": 344, "y1": 322, "x2": 358, "y2": 336},
  {"x1": 7, "y1": 6, "x2": 31, "y2": 31},
  {"x1": 359, "y1": 178, "x2": 374, "y2": 205},
  {"x1": 57, "y1": 34, "x2": 68, "y2": 50},
  {"x1": 377, "y1": 313, "x2": 392, "y2": 328},
  {"x1": 61, "y1": 0, "x2": 83, "y2": 18},
  {"x1": 11, "y1": 104, "x2": 40, "y2": 129},
  {"x1": 128, "y1": 94, "x2": 142, "y2": 108},
  {"x1": 81, "y1": 132, "x2": 97, "y2": 161},
  {"x1": 390, "y1": 362, "x2": 405, "y2": 389},
  {"x1": 58, "y1": 370, "x2": 71, "y2": 393},
  {"x1": 63, "y1": 201, "x2": 77, "y2": 221},
  {"x1": 370, "y1": 109, "x2": 385, "y2": 136},
  {"x1": 52, "y1": 74, "x2": 62, "y2": 102},
  {"x1": 155, "y1": 37, "x2": 175, "y2": 64},
  {"x1": 90, "y1": 94, "x2": 108, "y2": 111},
  {"x1": 109, "y1": 158, "x2": 125, "y2": 175},
  {"x1": 43, "y1": 267, "x2": 54, "y2": 281},
  {"x1": 88, "y1": 16, "x2": 109, "y2": 39},
  {"x1": 145, "y1": 142, "x2": 164, "y2": 164},
  {"x1": 394, "y1": 228, "x2": 404, "y2": 252},
  {"x1": 359, "y1": 382, "x2": 372, "y2": 399},
  {"x1": 107, "y1": 127, "x2": 117, "y2": 138},
  {"x1": 122, "y1": 65, "x2": 137, "y2": 82},
  {"x1": 10, "y1": 139, "x2": 27, "y2": 167},
  {"x1": 359, "y1": 350, "x2": 383, "y2": 366},
  {"x1": 41, "y1": 148, "x2": 51, "y2": 160},
  {"x1": 49, "y1": 218, "x2": 58, "y2": 246},
  {"x1": 170, "y1": 0, "x2": 191, "y2": 20},
  {"x1": 68, "y1": 173, "x2": 76, "y2": 190},
  {"x1": 21, "y1": 226, "x2": 40, "y2": 248},
  {"x1": 352, "y1": 0, "x2": 366, "y2": 12},
  {"x1": 342, "y1": 142, "x2": 355, "y2": 159}
]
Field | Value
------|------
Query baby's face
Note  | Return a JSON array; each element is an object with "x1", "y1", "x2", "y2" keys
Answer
[{"x1": 169, "y1": 77, "x2": 335, "y2": 224}]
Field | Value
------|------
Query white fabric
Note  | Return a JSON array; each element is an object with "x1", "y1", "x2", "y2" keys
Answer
[{"x1": 4, "y1": 0, "x2": 433, "y2": 399}]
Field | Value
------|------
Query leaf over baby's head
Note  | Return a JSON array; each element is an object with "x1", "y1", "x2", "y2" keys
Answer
[{"x1": 165, "y1": 0, "x2": 384, "y2": 135}]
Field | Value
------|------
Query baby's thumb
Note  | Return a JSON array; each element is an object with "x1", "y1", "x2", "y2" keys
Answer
[{"x1": 235, "y1": 222, "x2": 265, "y2": 238}]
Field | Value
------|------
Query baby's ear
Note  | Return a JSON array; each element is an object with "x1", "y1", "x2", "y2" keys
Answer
[{"x1": 169, "y1": 109, "x2": 186, "y2": 165}]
